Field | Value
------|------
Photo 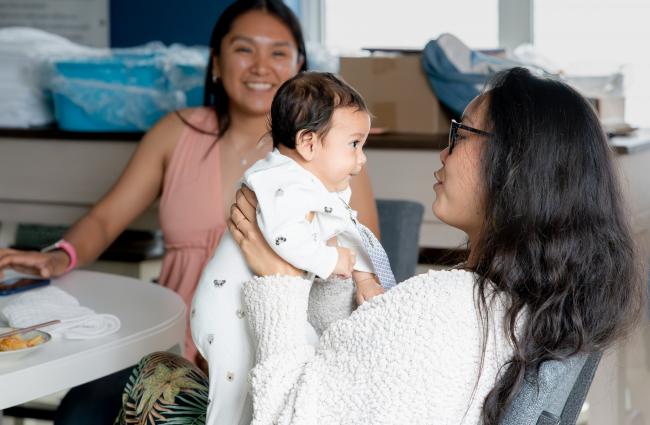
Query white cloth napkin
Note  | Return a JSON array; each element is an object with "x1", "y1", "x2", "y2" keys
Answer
[{"x1": 1, "y1": 287, "x2": 121, "y2": 339}]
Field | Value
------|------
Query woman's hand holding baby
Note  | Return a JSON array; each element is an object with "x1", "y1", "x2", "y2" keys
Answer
[
  {"x1": 229, "y1": 186, "x2": 303, "y2": 278},
  {"x1": 353, "y1": 271, "x2": 385, "y2": 305}
]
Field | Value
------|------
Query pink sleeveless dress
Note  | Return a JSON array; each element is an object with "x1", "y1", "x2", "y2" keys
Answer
[{"x1": 159, "y1": 107, "x2": 226, "y2": 361}]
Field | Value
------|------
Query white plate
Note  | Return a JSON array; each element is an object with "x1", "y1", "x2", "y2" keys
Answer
[{"x1": 0, "y1": 327, "x2": 52, "y2": 361}]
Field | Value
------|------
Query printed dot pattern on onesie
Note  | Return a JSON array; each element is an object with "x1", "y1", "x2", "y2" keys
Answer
[
  {"x1": 213, "y1": 279, "x2": 226, "y2": 287},
  {"x1": 236, "y1": 309, "x2": 245, "y2": 319},
  {"x1": 275, "y1": 236, "x2": 287, "y2": 245}
]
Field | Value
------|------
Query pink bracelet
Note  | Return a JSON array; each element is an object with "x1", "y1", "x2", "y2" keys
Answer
[{"x1": 41, "y1": 239, "x2": 78, "y2": 274}]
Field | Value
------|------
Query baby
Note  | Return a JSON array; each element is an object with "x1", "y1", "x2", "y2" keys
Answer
[{"x1": 191, "y1": 71, "x2": 396, "y2": 425}]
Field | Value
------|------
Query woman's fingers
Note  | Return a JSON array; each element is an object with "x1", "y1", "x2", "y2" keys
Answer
[
  {"x1": 228, "y1": 186, "x2": 302, "y2": 277},
  {"x1": 235, "y1": 187, "x2": 257, "y2": 222},
  {"x1": 0, "y1": 249, "x2": 19, "y2": 268},
  {"x1": 14, "y1": 264, "x2": 49, "y2": 278},
  {"x1": 230, "y1": 204, "x2": 253, "y2": 236},
  {"x1": 240, "y1": 185, "x2": 258, "y2": 208},
  {"x1": 230, "y1": 203, "x2": 245, "y2": 226},
  {"x1": 0, "y1": 252, "x2": 49, "y2": 278},
  {"x1": 0, "y1": 252, "x2": 33, "y2": 270},
  {"x1": 228, "y1": 219, "x2": 245, "y2": 245}
]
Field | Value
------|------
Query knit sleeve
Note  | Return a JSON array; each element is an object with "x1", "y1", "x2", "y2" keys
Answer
[
  {"x1": 242, "y1": 275, "x2": 317, "y2": 424},
  {"x1": 243, "y1": 270, "x2": 512, "y2": 425}
]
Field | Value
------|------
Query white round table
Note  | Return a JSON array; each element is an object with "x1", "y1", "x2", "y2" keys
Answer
[{"x1": 0, "y1": 270, "x2": 186, "y2": 410}]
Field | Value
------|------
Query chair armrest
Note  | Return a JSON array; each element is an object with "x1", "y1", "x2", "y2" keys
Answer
[{"x1": 536, "y1": 411, "x2": 560, "y2": 425}]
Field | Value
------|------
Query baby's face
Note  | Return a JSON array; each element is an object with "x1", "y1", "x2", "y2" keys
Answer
[{"x1": 315, "y1": 107, "x2": 371, "y2": 192}]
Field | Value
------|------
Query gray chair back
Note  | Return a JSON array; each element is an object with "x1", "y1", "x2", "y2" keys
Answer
[
  {"x1": 376, "y1": 199, "x2": 424, "y2": 283},
  {"x1": 500, "y1": 351, "x2": 602, "y2": 425},
  {"x1": 558, "y1": 351, "x2": 603, "y2": 424}
]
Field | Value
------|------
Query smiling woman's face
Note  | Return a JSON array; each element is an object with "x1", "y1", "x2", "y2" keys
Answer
[
  {"x1": 432, "y1": 95, "x2": 490, "y2": 241},
  {"x1": 214, "y1": 10, "x2": 303, "y2": 117}
]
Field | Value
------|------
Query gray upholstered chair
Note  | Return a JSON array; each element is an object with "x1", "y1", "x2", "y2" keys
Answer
[
  {"x1": 376, "y1": 199, "x2": 425, "y2": 283},
  {"x1": 500, "y1": 351, "x2": 602, "y2": 425}
]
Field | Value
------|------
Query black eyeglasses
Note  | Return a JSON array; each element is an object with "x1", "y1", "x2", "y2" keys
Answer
[{"x1": 448, "y1": 119, "x2": 493, "y2": 154}]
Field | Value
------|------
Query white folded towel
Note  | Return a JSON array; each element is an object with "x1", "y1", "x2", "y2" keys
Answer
[{"x1": 1, "y1": 287, "x2": 121, "y2": 339}]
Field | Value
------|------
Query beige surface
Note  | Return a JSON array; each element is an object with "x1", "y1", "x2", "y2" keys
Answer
[{"x1": 0, "y1": 138, "x2": 158, "y2": 229}]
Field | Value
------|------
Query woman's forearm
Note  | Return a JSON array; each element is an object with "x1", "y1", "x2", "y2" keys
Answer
[
  {"x1": 62, "y1": 212, "x2": 119, "y2": 269},
  {"x1": 243, "y1": 275, "x2": 317, "y2": 424},
  {"x1": 243, "y1": 275, "x2": 313, "y2": 361}
]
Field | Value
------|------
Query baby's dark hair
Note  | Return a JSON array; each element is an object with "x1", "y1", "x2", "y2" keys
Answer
[{"x1": 270, "y1": 71, "x2": 369, "y2": 149}]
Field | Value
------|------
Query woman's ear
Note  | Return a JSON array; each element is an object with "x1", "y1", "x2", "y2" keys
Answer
[
  {"x1": 295, "y1": 130, "x2": 320, "y2": 161},
  {"x1": 296, "y1": 54, "x2": 305, "y2": 72}
]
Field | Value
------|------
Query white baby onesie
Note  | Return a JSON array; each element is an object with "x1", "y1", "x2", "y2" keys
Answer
[{"x1": 191, "y1": 149, "x2": 373, "y2": 425}]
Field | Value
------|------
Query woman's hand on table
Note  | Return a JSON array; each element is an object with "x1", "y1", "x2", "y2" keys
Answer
[
  {"x1": 229, "y1": 186, "x2": 303, "y2": 278},
  {"x1": 0, "y1": 249, "x2": 70, "y2": 279}
]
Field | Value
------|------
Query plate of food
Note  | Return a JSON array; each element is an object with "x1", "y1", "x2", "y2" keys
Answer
[{"x1": 0, "y1": 327, "x2": 51, "y2": 361}]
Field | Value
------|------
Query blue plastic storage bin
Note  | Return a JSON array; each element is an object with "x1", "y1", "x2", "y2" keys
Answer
[
  {"x1": 51, "y1": 50, "x2": 207, "y2": 132},
  {"x1": 172, "y1": 63, "x2": 206, "y2": 108}
]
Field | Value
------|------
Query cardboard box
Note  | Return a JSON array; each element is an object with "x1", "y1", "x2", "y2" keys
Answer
[
  {"x1": 339, "y1": 55, "x2": 451, "y2": 135},
  {"x1": 587, "y1": 96, "x2": 625, "y2": 126}
]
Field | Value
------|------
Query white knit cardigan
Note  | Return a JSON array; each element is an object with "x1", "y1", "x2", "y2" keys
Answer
[{"x1": 242, "y1": 269, "x2": 515, "y2": 425}]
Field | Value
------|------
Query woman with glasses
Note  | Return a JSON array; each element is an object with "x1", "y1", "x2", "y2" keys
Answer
[{"x1": 219, "y1": 66, "x2": 645, "y2": 424}]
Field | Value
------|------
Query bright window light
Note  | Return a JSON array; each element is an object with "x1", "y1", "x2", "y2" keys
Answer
[
  {"x1": 534, "y1": 0, "x2": 650, "y2": 127},
  {"x1": 324, "y1": 0, "x2": 499, "y2": 52}
]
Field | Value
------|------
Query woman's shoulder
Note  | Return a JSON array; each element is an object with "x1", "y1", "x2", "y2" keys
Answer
[
  {"x1": 325, "y1": 269, "x2": 498, "y2": 352},
  {"x1": 344, "y1": 269, "x2": 478, "y2": 323},
  {"x1": 175, "y1": 107, "x2": 216, "y2": 126},
  {"x1": 382, "y1": 269, "x2": 507, "y2": 317},
  {"x1": 150, "y1": 107, "x2": 216, "y2": 136},
  {"x1": 141, "y1": 107, "x2": 216, "y2": 159},
  {"x1": 397, "y1": 268, "x2": 477, "y2": 296}
]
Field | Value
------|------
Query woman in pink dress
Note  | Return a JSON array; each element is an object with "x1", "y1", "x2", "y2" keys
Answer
[
  {"x1": 0, "y1": 1, "x2": 380, "y2": 423},
  {"x1": 0, "y1": 0, "x2": 379, "y2": 364}
]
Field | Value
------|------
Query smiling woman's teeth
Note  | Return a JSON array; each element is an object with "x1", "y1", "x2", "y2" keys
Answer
[{"x1": 245, "y1": 82, "x2": 272, "y2": 90}]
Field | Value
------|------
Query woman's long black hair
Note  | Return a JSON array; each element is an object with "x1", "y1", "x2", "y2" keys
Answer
[{"x1": 471, "y1": 67, "x2": 644, "y2": 424}]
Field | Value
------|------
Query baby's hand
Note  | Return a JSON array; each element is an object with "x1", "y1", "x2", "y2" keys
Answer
[
  {"x1": 333, "y1": 247, "x2": 356, "y2": 278},
  {"x1": 354, "y1": 271, "x2": 384, "y2": 305}
]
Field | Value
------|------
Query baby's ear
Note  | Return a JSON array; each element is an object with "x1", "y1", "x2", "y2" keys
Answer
[{"x1": 295, "y1": 130, "x2": 320, "y2": 161}]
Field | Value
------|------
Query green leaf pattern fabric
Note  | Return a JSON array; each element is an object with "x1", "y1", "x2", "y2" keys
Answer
[{"x1": 115, "y1": 352, "x2": 209, "y2": 425}]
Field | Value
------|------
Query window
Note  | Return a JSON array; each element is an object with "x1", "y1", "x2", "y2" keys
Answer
[
  {"x1": 323, "y1": 0, "x2": 499, "y2": 53},
  {"x1": 534, "y1": 0, "x2": 650, "y2": 126}
]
